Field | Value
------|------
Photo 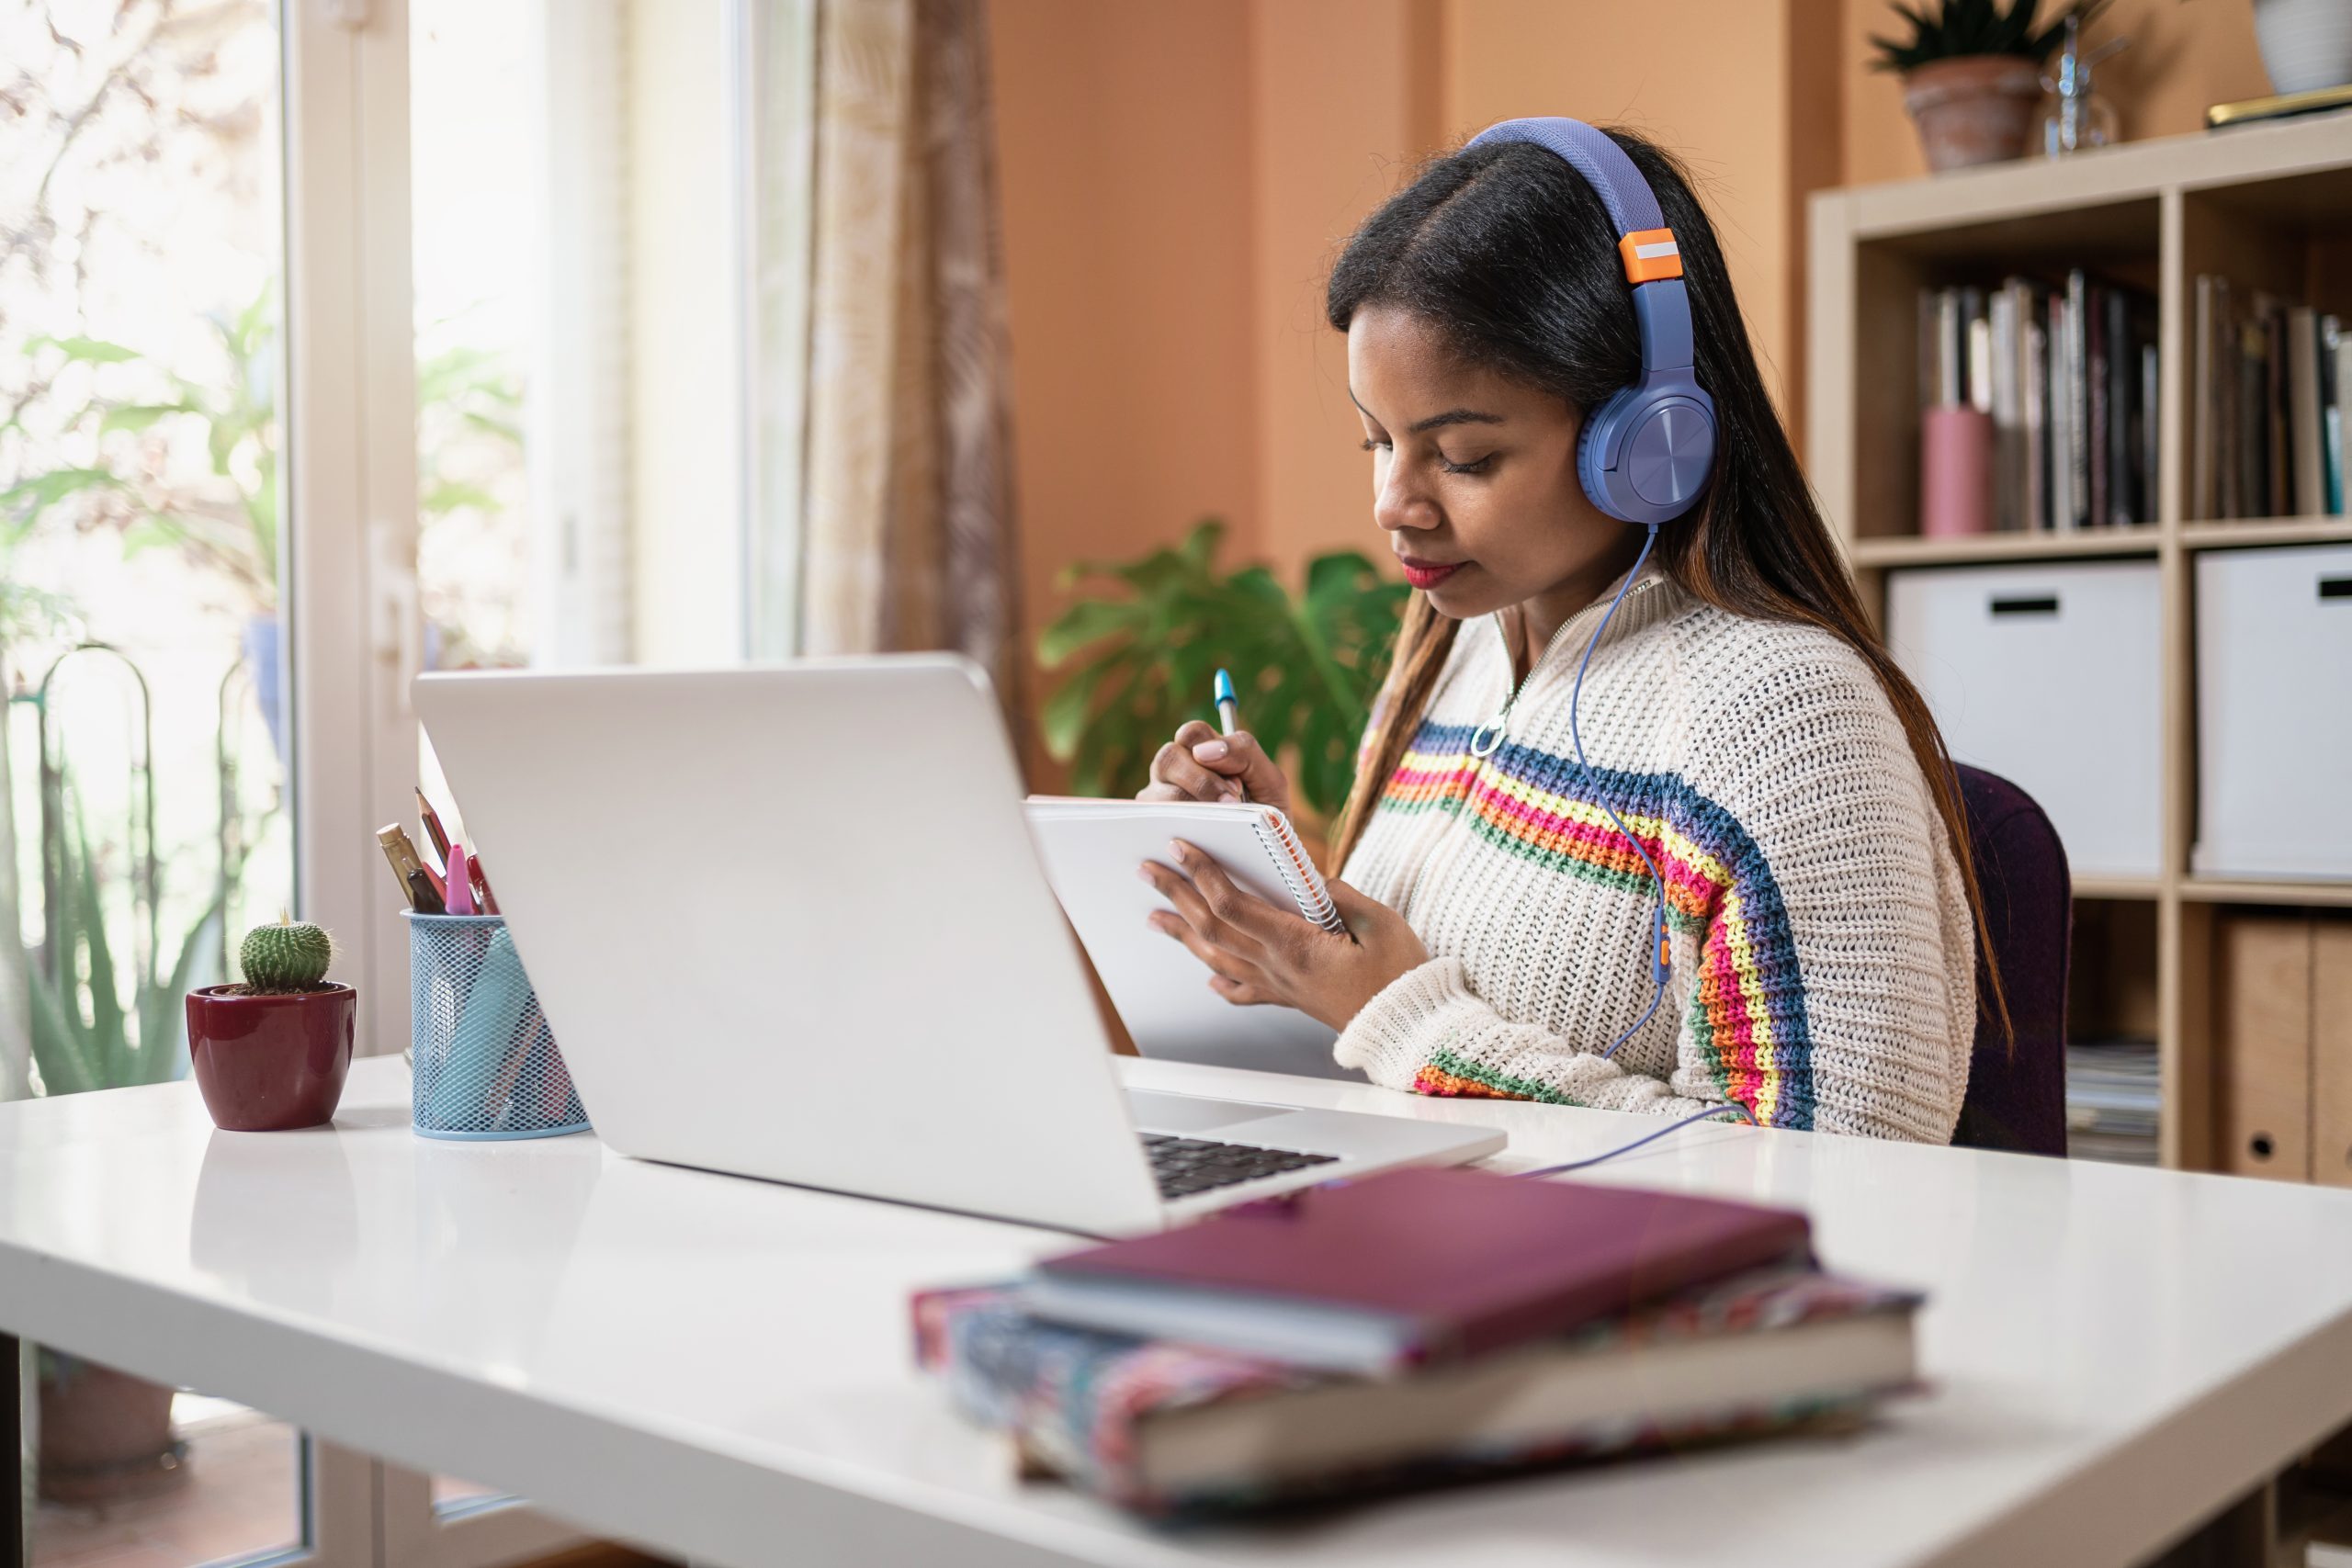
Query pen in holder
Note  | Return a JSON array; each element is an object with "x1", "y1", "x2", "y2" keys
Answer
[{"x1": 405, "y1": 911, "x2": 591, "y2": 1140}]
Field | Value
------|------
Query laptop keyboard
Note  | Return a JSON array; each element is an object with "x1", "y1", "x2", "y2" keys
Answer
[{"x1": 1140, "y1": 1133, "x2": 1339, "y2": 1200}]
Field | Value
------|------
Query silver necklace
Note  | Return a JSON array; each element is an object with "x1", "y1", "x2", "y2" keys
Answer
[
  {"x1": 1468, "y1": 607, "x2": 1586, "y2": 759},
  {"x1": 1467, "y1": 575, "x2": 1660, "y2": 759}
]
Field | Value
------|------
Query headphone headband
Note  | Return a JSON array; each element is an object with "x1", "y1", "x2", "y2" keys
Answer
[
  {"x1": 1467, "y1": 117, "x2": 1662, "y2": 233},
  {"x1": 1462, "y1": 117, "x2": 1715, "y2": 525}
]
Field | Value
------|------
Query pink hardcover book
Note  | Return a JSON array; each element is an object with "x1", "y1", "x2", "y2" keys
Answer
[{"x1": 1025, "y1": 1166, "x2": 1812, "y2": 1373}]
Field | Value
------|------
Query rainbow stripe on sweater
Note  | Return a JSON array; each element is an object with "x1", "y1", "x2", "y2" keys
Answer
[{"x1": 1380, "y1": 719, "x2": 1816, "y2": 1129}]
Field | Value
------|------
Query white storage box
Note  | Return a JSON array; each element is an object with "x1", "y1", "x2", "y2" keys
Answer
[
  {"x1": 2195, "y1": 543, "x2": 2352, "y2": 880},
  {"x1": 1885, "y1": 559, "x2": 2162, "y2": 881}
]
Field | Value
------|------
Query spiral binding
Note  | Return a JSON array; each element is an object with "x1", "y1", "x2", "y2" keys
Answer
[{"x1": 1250, "y1": 809, "x2": 1347, "y2": 933}]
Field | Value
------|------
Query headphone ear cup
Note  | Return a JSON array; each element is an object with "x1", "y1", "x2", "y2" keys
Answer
[
  {"x1": 1577, "y1": 389, "x2": 1641, "y2": 525},
  {"x1": 1580, "y1": 383, "x2": 1717, "y2": 525}
]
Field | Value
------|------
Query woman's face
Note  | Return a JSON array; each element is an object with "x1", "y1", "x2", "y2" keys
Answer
[{"x1": 1346, "y1": 302, "x2": 1633, "y2": 629}]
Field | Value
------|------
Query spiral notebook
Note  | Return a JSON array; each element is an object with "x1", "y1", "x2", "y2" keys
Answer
[{"x1": 1023, "y1": 797, "x2": 1359, "y2": 1082}]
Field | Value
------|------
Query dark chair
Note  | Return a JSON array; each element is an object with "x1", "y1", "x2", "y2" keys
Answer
[{"x1": 1950, "y1": 764, "x2": 2072, "y2": 1156}]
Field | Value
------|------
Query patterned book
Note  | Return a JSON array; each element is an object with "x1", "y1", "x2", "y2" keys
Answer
[{"x1": 913, "y1": 1266, "x2": 1921, "y2": 1517}]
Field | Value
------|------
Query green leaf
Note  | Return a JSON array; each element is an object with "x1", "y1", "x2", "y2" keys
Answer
[
  {"x1": 119, "y1": 516, "x2": 186, "y2": 558},
  {"x1": 30, "y1": 334, "x2": 141, "y2": 364},
  {"x1": 1070, "y1": 669, "x2": 1140, "y2": 795},
  {"x1": 1162, "y1": 639, "x2": 1224, "y2": 721},
  {"x1": 100, "y1": 403, "x2": 189, "y2": 435},
  {"x1": 2, "y1": 468, "x2": 123, "y2": 523},
  {"x1": 1298, "y1": 701, "x2": 1356, "y2": 819},
  {"x1": 231, "y1": 283, "x2": 275, "y2": 358},
  {"x1": 1304, "y1": 551, "x2": 1377, "y2": 606},
  {"x1": 1040, "y1": 657, "x2": 1114, "y2": 760},
  {"x1": 134, "y1": 897, "x2": 223, "y2": 1087},
  {"x1": 1868, "y1": 0, "x2": 2064, "y2": 68},
  {"x1": 458, "y1": 409, "x2": 525, "y2": 444},
  {"x1": 1038, "y1": 598, "x2": 1142, "y2": 667},
  {"x1": 1034, "y1": 520, "x2": 1408, "y2": 807},
  {"x1": 28, "y1": 975, "x2": 97, "y2": 1098},
  {"x1": 420, "y1": 479, "x2": 502, "y2": 516},
  {"x1": 23, "y1": 765, "x2": 222, "y2": 1095},
  {"x1": 66, "y1": 812, "x2": 127, "y2": 1087},
  {"x1": 1176, "y1": 519, "x2": 1223, "y2": 571}
]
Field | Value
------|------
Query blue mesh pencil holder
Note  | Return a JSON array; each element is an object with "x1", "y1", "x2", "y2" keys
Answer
[{"x1": 406, "y1": 912, "x2": 591, "y2": 1141}]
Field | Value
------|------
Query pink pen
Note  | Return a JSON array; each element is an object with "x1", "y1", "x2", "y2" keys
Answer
[{"x1": 445, "y1": 842, "x2": 478, "y2": 915}]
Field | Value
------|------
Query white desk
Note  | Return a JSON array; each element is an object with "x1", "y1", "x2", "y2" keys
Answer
[{"x1": 7, "y1": 1056, "x2": 2352, "y2": 1568}]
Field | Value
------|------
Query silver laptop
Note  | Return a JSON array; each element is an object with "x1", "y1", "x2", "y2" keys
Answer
[{"x1": 414, "y1": 657, "x2": 1502, "y2": 1235}]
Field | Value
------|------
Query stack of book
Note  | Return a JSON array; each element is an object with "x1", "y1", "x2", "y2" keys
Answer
[
  {"x1": 913, "y1": 1168, "x2": 1922, "y2": 1517},
  {"x1": 2191, "y1": 277, "x2": 2347, "y2": 521},
  {"x1": 2066, "y1": 1038, "x2": 2162, "y2": 1167},
  {"x1": 1918, "y1": 274, "x2": 2158, "y2": 532}
]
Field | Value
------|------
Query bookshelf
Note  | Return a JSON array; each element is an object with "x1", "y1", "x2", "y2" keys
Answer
[{"x1": 1806, "y1": 112, "x2": 2352, "y2": 1175}]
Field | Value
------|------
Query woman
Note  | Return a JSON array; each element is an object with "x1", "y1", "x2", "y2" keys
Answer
[{"x1": 1137, "y1": 122, "x2": 1995, "y2": 1143}]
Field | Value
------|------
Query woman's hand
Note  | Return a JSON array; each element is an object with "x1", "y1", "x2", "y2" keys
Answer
[
  {"x1": 1140, "y1": 840, "x2": 1430, "y2": 1032},
  {"x1": 1139, "y1": 721, "x2": 1293, "y2": 818}
]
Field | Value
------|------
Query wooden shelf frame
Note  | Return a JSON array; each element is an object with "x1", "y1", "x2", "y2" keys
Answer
[
  {"x1": 2181, "y1": 880, "x2": 2352, "y2": 910},
  {"x1": 1845, "y1": 528, "x2": 2162, "y2": 568},
  {"x1": 2181, "y1": 517, "x2": 2352, "y2": 549},
  {"x1": 1806, "y1": 113, "x2": 2352, "y2": 1173}
]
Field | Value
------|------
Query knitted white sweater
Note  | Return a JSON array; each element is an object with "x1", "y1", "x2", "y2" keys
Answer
[{"x1": 1334, "y1": 570, "x2": 1976, "y2": 1143}]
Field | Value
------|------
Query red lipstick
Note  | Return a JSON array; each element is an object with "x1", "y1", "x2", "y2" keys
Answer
[{"x1": 1397, "y1": 556, "x2": 1463, "y2": 591}]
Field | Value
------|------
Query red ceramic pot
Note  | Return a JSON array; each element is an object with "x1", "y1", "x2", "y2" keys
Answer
[{"x1": 186, "y1": 983, "x2": 357, "y2": 1131}]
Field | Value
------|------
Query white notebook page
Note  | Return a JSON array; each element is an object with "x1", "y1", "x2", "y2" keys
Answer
[{"x1": 1023, "y1": 798, "x2": 1360, "y2": 1082}]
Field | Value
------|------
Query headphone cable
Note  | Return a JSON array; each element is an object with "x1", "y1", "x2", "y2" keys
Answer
[
  {"x1": 1518, "y1": 1100, "x2": 1756, "y2": 1179},
  {"x1": 1566, "y1": 523, "x2": 1669, "y2": 1062}
]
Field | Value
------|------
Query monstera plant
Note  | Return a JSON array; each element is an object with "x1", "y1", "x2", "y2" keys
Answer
[{"x1": 1038, "y1": 520, "x2": 1407, "y2": 823}]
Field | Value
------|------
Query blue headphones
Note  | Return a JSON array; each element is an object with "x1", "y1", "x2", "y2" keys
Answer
[{"x1": 1464, "y1": 118, "x2": 1717, "y2": 525}]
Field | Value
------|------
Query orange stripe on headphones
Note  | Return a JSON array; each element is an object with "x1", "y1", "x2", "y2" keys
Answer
[{"x1": 1619, "y1": 228, "x2": 1682, "y2": 284}]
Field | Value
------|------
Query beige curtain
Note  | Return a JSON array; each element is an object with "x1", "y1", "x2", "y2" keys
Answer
[{"x1": 799, "y1": 0, "x2": 1022, "y2": 702}]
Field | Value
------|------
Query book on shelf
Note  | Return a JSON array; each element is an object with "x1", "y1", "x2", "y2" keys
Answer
[
  {"x1": 2291, "y1": 305, "x2": 2325, "y2": 518},
  {"x1": 2022, "y1": 295, "x2": 2048, "y2": 533},
  {"x1": 2065, "y1": 1039, "x2": 2160, "y2": 1167},
  {"x1": 2326, "y1": 316, "x2": 2346, "y2": 516},
  {"x1": 1988, "y1": 285, "x2": 2021, "y2": 531},
  {"x1": 1918, "y1": 274, "x2": 2156, "y2": 535},
  {"x1": 2077, "y1": 270, "x2": 2100, "y2": 532},
  {"x1": 912, "y1": 1266, "x2": 1921, "y2": 1517},
  {"x1": 2190, "y1": 275, "x2": 2347, "y2": 522},
  {"x1": 2194, "y1": 276, "x2": 2216, "y2": 521}
]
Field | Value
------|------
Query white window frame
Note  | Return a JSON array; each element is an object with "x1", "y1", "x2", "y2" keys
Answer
[{"x1": 284, "y1": 0, "x2": 589, "y2": 1561}]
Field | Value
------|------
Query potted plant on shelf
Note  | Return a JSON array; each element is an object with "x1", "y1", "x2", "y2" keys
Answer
[
  {"x1": 187, "y1": 916, "x2": 357, "y2": 1132},
  {"x1": 1872, "y1": 0, "x2": 2074, "y2": 172},
  {"x1": 1037, "y1": 519, "x2": 1408, "y2": 836}
]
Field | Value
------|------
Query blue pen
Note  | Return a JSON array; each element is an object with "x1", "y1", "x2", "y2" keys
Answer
[{"x1": 1214, "y1": 668, "x2": 1239, "y2": 737}]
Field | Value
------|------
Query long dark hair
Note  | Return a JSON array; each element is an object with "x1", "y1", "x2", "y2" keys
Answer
[{"x1": 1325, "y1": 128, "x2": 2007, "y2": 1034}]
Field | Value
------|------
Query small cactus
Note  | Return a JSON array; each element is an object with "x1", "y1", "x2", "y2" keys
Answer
[{"x1": 240, "y1": 914, "x2": 337, "y2": 993}]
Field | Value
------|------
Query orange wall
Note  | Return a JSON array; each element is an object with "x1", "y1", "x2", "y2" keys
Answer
[
  {"x1": 1250, "y1": 0, "x2": 1446, "y2": 571},
  {"x1": 992, "y1": 0, "x2": 1463, "y2": 667},
  {"x1": 989, "y1": 0, "x2": 1264, "y2": 723}
]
